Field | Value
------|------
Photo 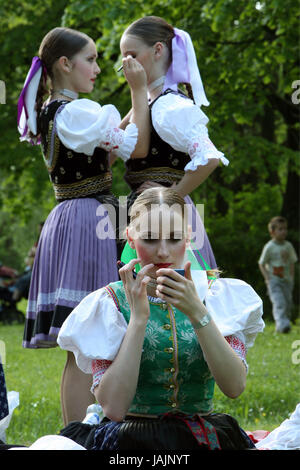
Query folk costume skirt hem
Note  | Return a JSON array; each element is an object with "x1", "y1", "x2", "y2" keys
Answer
[
  {"x1": 59, "y1": 412, "x2": 255, "y2": 450},
  {"x1": 23, "y1": 198, "x2": 119, "y2": 349}
]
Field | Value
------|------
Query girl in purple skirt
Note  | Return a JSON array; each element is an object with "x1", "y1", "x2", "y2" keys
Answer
[
  {"x1": 17, "y1": 27, "x2": 150, "y2": 425},
  {"x1": 118, "y1": 16, "x2": 229, "y2": 270}
]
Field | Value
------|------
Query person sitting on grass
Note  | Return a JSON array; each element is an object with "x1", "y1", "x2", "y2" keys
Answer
[{"x1": 58, "y1": 187, "x2": 264, "y2": 450}]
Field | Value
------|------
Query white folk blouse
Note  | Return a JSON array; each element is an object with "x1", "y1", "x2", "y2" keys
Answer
[
  {"x1": 151, "y1": 93, "x2": 229, "y2": 171},
  {"x1": 55, "y1": 98, "x2": 138, "y2": 161},
  {"x1": 58, "y1": 277, "x2": 264, "y2": 377}
]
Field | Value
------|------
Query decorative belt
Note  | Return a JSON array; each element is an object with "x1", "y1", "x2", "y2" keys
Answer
[
  {"x1": 54, "y1": 173, "x2": 112, "y2": 200},
  {"x1": 125, "y1": 166, "x2": 184, "y2": 189}
]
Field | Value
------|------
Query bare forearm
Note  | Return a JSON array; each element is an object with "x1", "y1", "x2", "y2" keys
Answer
[
  {"x1": 173, "y1": 159, "x2": 219, "y2": 197},
  {"x1": 130, "y1": 88, "x2": 150, "y2": 158},
  {"x1": 192, "y1": 308, "x2": 246, "y2": 398},
  {"x1": 119, "y1": 110, "x2": 132, "y2": 130},
  {"x1": 108, "y1": 151, "x2": 117, "y2": 166},
  {"x1": 95, "y1": 319, "x2": 147, "y2": 421},
  {"x1": 156, "y1": 266, "x2": 246, "y2": 399}
]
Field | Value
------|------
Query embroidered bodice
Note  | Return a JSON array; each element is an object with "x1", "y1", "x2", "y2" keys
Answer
[
  {"x1": 124, "y1": 91, "x2": 190, "y2": 191},
  {"x1": 124, "y1": 89, "x2": 229, "y2": 191},
  {"x1": 57, "y1": 276, "x2": 265, "y2": 417},
  {"x1": 39, "y1": 100, "x2": 112, "y2": 201},
  {"x1": 105, "y1": 281, "x2": 215, "y2": 415}
]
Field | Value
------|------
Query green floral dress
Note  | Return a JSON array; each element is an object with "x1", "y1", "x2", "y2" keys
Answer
[{"x1": 105, "y1": 281, "x2": 215, "y2": 416}]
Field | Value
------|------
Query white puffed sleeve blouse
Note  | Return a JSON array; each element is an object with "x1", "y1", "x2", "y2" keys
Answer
[
  {"x1": 57, "y1": 277, "x2": 264, "y2": 377},
  {"x1": 55, "y1": 98, "x2": 138, "y2": 161},
  {"x1": 151, "y1": 93, "x2": 229, "y2": 171}
]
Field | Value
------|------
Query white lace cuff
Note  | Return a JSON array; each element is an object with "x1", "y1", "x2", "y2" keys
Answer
[
  {"x1": 99, "y1": 123, "x2": 138, "y2": 162},
  {"x1": 151, "y1": 93, "x2": 229, "y2": 170},
  {"x1": 184, "y1": 127, "x2": 229, "y2": 171}
]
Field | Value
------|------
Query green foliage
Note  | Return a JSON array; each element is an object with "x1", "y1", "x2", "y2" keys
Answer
[{"x1": 0, "y1": 0, "x2": 299, "y2": 306}]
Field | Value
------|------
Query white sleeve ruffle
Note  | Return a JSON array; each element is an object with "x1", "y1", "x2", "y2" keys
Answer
[
  {"x1": 151, "y1": 93, "x2": 229, "y2": 170},
  {"x1": 204, "y1": 278, "x2": 264, "y2": 351},
  {"x1": 55, "y1": 98, "x2": 138, "y2": 161},
  {"x1": 57, "y1": 287, "x2": 127, "y2": 374}
]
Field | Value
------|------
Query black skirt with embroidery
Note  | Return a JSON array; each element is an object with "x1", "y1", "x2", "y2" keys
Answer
[{"x1": 59, "y1": 412, "x2": 255, "y2": 450}]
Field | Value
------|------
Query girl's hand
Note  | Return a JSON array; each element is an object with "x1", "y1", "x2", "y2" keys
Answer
[
  {"x1": 122, "y1": 56, "x2": 147, "y2": 91},
  {"x1": 118, "y1": 258, "x2": 154, "y2": 323},
  {"x1": 156, "y1": 261, "x2": 207, "y2": 321}
]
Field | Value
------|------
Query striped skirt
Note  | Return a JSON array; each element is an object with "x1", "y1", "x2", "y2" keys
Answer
[{"x1": 23, "y1": 197, "x2": 119, "y2": 348}]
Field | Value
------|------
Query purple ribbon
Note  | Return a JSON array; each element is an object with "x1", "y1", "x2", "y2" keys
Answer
[
  {"x1": 163, "y1": 28, "x2": 190, "y2": 92},
  {"x1": 17, "y1": 56, "x2": 47, "y2": 140}
]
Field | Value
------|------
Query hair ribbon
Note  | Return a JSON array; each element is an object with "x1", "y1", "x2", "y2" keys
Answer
[
  {"x1": 17, "y1": 56, "x2": 47, "y2": 144},
  {"x1": 163, "y1": 28, "x2": 210, "y2": 107}
]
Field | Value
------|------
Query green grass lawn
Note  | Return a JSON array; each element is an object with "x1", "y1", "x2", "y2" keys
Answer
[{"x1": 1, "y1": 302, "x2": 299, "y2": 447}]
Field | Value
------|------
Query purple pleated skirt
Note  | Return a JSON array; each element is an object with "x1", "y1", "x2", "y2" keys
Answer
[{"x1": 23, "y1": 198, "x2": 119, "y2": 348}]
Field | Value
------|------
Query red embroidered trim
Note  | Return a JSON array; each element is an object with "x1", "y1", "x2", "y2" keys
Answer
[
  {"x1": 92, "y1": 359, "x2": 112, "y2": 375},
  {"x1": 104, "y1": 285, "x2": 120, "y2": 311},
  {"x1": 91, "y1": 359, "x2": 112, "y2": 391},
  {"x1": 100, "y1": 127, "x2": 123, "y2": 151},
  {"x1": 225, "y1": 335, "x2": 246, "y2": 361}
]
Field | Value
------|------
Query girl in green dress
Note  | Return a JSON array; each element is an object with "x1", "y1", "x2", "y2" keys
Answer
[{"x1": 58, "y1": 187, "x2": 264, "y2": 450}]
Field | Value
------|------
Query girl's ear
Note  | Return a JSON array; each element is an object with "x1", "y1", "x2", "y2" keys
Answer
[
  {"x1": 154, "y1": 42, "x2": 164, "y2": 59},
  {"x1": 57, "y1": 56, "x2": 73, "y2": 73},
  {"x1": 126, "y1": 227, "x2": 136, "y2": 249}
]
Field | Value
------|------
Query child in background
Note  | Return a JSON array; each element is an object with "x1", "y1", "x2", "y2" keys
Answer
[{"x1": 258, "y1": 216, "x2": 298, "y2": 333}]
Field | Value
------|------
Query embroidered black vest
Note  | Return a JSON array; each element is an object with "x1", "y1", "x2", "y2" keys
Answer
[
  {"x1": 124, "y1": 90, "x2": 191, "y2": 191},
  {"x1": 39, "y1": 100, "x2": 112, "y2": 201}
]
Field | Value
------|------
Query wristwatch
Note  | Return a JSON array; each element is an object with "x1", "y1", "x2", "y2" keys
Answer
[{"x1": 191, "y1": 313, "x2": 211, "y2": 330}]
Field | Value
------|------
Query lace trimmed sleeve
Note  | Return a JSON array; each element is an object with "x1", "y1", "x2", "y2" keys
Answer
[
  {"x1": 204, "y1": 277, "x2": 264, "y2": 352},
  {"x1": 151, "y1": 93, "x2": 229, "y2": 170},
  {"x1": 225, "y1": 334, "x2": 248, "y2": 372},
  {"x1": 55, "y1": 98, "x2": 138, "y2": 161},
  {"x1": 57, "y1": 286, "x2": 128, "y2": 374}
]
